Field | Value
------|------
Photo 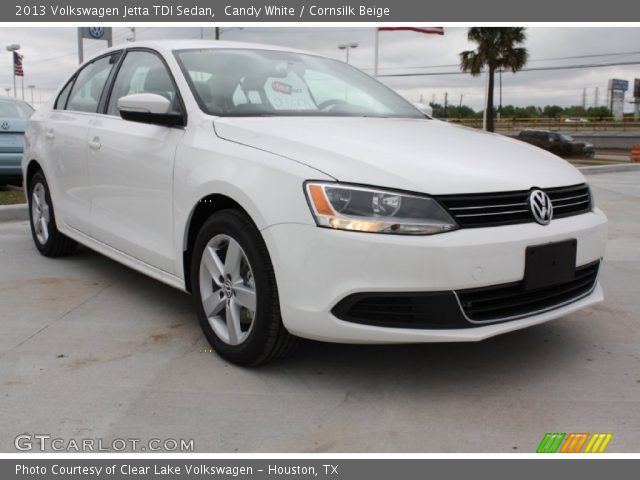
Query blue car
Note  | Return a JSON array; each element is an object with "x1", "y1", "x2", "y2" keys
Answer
[{"x1": 0, "y1": 97, "x2": 34, "y2": 185}]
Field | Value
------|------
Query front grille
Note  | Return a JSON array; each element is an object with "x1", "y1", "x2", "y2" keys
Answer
[
  {"x1": 456, "y1": 261, "x2": 600, "y2": 323},
  {"x1": 437, "y1": 183, "x2": 591, "y2": 228}
]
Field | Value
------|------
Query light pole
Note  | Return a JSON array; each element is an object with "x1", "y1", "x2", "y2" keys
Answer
[
  {"x1": 28, "y1": 84, "x2": 35, "y2": 106},
  {"x1": 338, "y1": 42, "x2": 358, "y2": 64},
  {"x1": 126, "y1": 27, "x2": 136, "y2": 42},
  {"x1": 5, "y1": 43, "x2": 20, "y2": 98}
]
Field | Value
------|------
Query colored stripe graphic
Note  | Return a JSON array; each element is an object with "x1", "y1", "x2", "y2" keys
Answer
[
  {"x1": 584, "y1": 433, "x2": 613, "y2": 453},
  {"x1": 536, "y1": 433, "x2": 566, "y2": 453},
  {"x1": 537, "y1": 433, "x2": 613, "y2": 453},
  {"x1": 560, "y1": 433, "x2": 589, "y2": 453}
]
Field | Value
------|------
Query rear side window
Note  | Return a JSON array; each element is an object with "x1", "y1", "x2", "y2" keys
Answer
[
  {"x1": 66, "y1": 53, "x2": 121, "y2": 113},
  {"x1": 55, "y1": 80, "x2": 74, "y2": 110}
]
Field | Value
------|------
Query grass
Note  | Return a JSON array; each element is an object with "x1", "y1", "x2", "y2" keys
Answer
[
  {"x1": 567, "y1": 157, "x2": 630, "y2": 167},
  {"x1": 0, "y1": 186, "x2": 26, "y2": 205}
]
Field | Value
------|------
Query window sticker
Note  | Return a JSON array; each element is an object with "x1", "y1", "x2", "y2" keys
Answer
[{"x1": 263, "y1": 71, "x2": 317, "y2": 111}]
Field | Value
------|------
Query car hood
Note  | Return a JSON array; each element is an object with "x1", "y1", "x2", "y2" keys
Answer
[{"x1": 213, "y1": 117, "x2": 586, "y2": 195}]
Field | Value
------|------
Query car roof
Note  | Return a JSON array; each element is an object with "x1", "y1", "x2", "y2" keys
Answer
[{"x1": 94, "y1": 39, "x2": 323, "y2": 61}]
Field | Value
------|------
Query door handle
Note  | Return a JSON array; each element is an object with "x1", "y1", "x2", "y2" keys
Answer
[
  {"x1": 88, "y1": 137, "x2": 101, "y2": 151},
  {"x1": 45, "y1": 129, "x2": 54, "y2": 140}
]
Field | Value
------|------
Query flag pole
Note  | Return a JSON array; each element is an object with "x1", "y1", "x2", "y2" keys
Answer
[
  {"x1": 373, "y1": 28, "x2": 379, "y2": 77},
  {"x1": 12, "y1": 53, "x2": 16, "y2": 98},
  {"x1": 21, "y1": 76, "x2": 24, "y2": 100}
]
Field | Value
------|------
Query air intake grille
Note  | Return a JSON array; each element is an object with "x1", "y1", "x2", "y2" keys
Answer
[
  {"x1": 456, "y1": 261, "x2": 600, "y2": 323},
  {"x1": 437, "y1": 183, "x2": 592, "y2": 228}
]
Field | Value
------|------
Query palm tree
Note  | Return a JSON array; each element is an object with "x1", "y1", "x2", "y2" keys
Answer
[{"x1": 460, "y1": 28, "x2": 528, "y2": 132}]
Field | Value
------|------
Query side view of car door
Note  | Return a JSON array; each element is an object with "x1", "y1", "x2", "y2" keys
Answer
[
  {"x1": 86, "y1": 49, "x2": 186, "y2": 274},
  {"x1": 41, "y1": 52, "x2": 122, "y2": 233}
]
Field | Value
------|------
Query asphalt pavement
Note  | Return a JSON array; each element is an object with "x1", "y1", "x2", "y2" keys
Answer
[{"x1": 0, "y1": 171, "x2": 638, "y2": 453}]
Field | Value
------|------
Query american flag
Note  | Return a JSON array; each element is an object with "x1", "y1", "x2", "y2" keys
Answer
[
  {"x1": 13, "y1": 51, "x2": 24, "y2": 77},
  {"x1": 378, "y1": 27, "x2": 444, "y2": 35}
]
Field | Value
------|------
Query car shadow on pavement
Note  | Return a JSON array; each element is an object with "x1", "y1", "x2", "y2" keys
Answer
[{"x1": 67, "y1": 245, "x2": 600, "y2": 388}]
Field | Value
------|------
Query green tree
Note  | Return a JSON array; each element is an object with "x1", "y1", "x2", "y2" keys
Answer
[
  {"x1": 586, "y1": 106, "x2": 611, "y2": 119},
  {"x1": 543, "y1": 105, "x2": 564, "y2": 118},
  {"x1": 460, "y1": 28, "x2": 529, "y2": 132},
  {"x1": 564, "y1": 105, "x2": 589, "y2": 118}
]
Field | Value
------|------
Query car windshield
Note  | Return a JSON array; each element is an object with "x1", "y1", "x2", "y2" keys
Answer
[
  {"x1": 174, "y1": 48, "x2": 424, "y2": 118},
  {"x1": 0, "y1": 101, "x2": 34, "y2": 118},
  {"x1": 560, "y1": 134, "x2": 574, "y2": 142}
]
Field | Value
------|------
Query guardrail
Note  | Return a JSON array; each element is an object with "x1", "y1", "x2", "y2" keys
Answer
[{"x1": 445, "y1": 117, "x2": 640, "y2": 132}]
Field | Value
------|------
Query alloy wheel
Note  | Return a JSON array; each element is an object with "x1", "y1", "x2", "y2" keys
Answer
[
  {"x1": 31, "y1": 182, "x2": 50, "y2": 245},
  {"x1": 198, "y1": 234, "x2": 257, "y2": 345}
]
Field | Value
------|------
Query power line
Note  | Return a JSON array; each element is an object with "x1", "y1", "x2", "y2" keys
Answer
[
  {"x1": 371, "y1": 51, "x2": 640, "y2": 72},
  {"x1": 378, "y1": 60, "x2": 640, "y2": 77}
]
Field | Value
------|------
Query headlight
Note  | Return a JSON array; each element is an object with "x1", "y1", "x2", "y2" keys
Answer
[{"x1": 305, "y1": 182, "x2": 458, "y2": 235}]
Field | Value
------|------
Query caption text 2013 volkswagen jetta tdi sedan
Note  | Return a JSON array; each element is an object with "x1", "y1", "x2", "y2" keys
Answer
[{"x1": 23, "y1": 40, "x2": 607, "y2": 366}]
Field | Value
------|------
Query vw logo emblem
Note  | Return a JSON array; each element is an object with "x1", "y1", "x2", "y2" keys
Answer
[
  {"x1": 529, "y1": 189, "x2": 553, "y2": 225},
  {"x1": 0, "y1": 121, "x2": 9, "y2": 130},
  {"x1": 88, "y1": 27, "x2": 105, "y2": 39},
  {"x1": 223, "y1": 278, "x2": 233, "y2": 299}
]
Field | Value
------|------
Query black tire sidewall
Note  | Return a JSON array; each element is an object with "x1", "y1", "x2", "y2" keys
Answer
[
  {"x1": 191, "y1": 211, "x2": 279, "y2": 365},
  {"x1": 28, "y1": 171, "x2": 58, "y2": 254}
]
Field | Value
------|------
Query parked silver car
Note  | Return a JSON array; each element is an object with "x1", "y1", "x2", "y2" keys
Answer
[{"x1": 0, "y1": 97, "x2": 34, "y2": 185}]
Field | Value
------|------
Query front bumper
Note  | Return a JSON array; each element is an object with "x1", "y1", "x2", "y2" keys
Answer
[
  {"x1": 0, "y1": 152, "x2": 24, "y2": 178},
  {"x1": 261, "y1": 209, "x2": 608, "y2": 343}
]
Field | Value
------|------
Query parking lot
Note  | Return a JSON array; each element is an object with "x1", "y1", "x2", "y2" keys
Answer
[{"x1": 1, "y1": 170, "x2": 638, "y2": 453}]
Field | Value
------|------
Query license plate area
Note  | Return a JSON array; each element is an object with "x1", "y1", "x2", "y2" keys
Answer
[{"x1": 524, "y1": 239, "x2": 577, "y2": 291}]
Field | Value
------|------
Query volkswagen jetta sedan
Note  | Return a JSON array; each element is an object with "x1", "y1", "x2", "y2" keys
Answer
[{"x1": 23, "y1": 41, "x2": 608, "y2": 365}]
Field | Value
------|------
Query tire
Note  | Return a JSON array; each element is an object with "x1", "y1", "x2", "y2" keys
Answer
[
  {"x1": 191, "y1": 209, "x2": 299, "y2": 366},
  {"x1": 28, "y1": 170, "x2": 77, "y2": 257}
]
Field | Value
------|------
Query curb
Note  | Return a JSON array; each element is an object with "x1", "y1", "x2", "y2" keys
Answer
[
  {"x1": 0, "y1": 203, "x2": 28, "y2": 222},
  {"x1": 579, "y1": 164, "x2": 640, "y2": 175}
]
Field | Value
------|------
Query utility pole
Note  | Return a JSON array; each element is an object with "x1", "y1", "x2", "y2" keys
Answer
[
  {"x1": 444, "y1": 91, "x2": 448, "y2": 117},
  {"x1": 582, "y1": 88, "x2": 587, "y2": 110},
  {"x1": 459, "y1": 94, "x2": 463, "y2": 108},
  {"x1": 595, "y1": 87, "x2": 599, "y2": 107}
]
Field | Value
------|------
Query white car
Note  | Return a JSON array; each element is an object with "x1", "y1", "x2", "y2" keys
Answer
[{"x1": 23, "y1": 40, "x2": 608, "y2": 366}]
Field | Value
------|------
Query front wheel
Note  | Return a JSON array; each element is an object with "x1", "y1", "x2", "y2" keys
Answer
[
  {"x1": 191, "y1": 210, "x2": 299, "y2": 366},
  {"x1": 28, "y1": 170, "x2": 77, "y2": 257}
]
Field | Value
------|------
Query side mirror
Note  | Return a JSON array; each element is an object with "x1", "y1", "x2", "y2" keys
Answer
[
  {"x1": 412, "y1": 102, "x2": 433, "y2": 118},
  {"x1": 118, "y1": 93, "x2": 185, "y2": 127}
]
